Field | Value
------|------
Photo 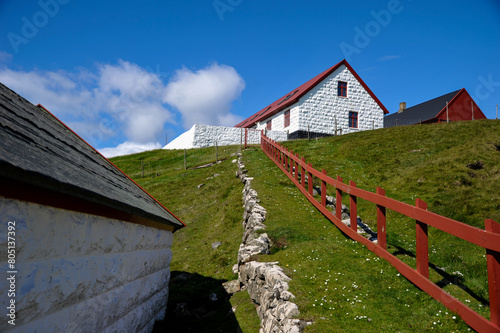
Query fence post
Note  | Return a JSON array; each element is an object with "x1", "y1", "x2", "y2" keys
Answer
[
  {"x1": 285, "y1": 149, "x2": 289, "y2": 171},
  {"x1": 295, "y1": 153, "x2": 300, "y2": 182},
  {"x1": 321, "y1": 169, "x2": 327, "y2": 206},
  {"x1": 334, "y1": 116, "x2": 337, "y2": 136},
  {"x1": 284, "y1": 147, "x2": 287, "y2": 169},
  {"x1": 279, "y1": 146, "x2": 282, "y2": 166},
  {"x1": 350, "y1": 180, "x2": 357, "y2": 232},
  {"x1": 245, "y1": 128, "x2": 248, "y2": 149},
  {"x1": 282, "y1": 147, "x2": 285, "y2": 168},
  {"x1": 289, "y1": 150, "x2": 294, "y2": 175},
  {"x1": 184, "y1": 149, "x2": 187, "y2": 170},
  {"x1": 376, "y1": 187, "x2": 387, "y2": 250},
  {"x1": 301, "y1": 157, "x2": 306, "y2": 189},
  {"x1": 416, "y1": 198, "x2": 429, "y2": 278},
  {"x1": 308, "y1": 163, "x2": 313, "y2": 196},
  {"x1": 215, "y1": 140, "x2": 218, "y2": 162},
  {"x1": 486, "y1": 219, "x2": 500, "y2": 326},
  {"x1": 336, "y1": 176, "x2": 343, "y2": 220}
]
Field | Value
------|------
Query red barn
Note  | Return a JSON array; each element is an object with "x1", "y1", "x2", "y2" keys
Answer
[{"x1": 384, "y1": 88, "x2": 486, "y2": 127}]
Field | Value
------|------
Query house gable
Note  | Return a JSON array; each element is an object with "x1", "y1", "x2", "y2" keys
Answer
[
  {"x1": 434, "y1": 88, "x2": 487, "y2": 122},
  {"x1": 247, "y1": 62, "x2": 387, "y2": 138},
  {"x1": 235, "y1": 59, "x2": 388, "y2": 130}
]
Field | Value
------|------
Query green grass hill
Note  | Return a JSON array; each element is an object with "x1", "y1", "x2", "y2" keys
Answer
[{"x1": 111, "y1": 119, "x2": 500, "y2": 332}]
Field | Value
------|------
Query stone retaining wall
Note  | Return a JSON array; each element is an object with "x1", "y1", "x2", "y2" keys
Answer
[{"x1": 235, "y1": 156, "x2": 308, "y2": 333}]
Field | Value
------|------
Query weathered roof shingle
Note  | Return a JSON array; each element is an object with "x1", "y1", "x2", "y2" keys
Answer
[{"x1": 0, "y1": 82, "x2": 184, "y2": 231}]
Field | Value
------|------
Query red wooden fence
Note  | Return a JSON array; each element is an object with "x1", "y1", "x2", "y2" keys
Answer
[{"x1": 260, "y1": 133, "x2": 500, "y2": 333}]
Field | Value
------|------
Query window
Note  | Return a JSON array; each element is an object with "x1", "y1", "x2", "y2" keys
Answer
[
  {"x1": 349, "y1": 112, "x2": 358, "y2": 128},
  {"x1": 284, "y1": 110, "x2": 290, "y2": 128},
  {"x1": 266, "y1": 119, "x2": 272, "y2": 131},
  {"x1": 338, "y1": 81, "x2": 347, "y2": 97}
]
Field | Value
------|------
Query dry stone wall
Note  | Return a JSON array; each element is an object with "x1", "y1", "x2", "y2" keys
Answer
[{"x1": 235, "y1": 156, "x2": 310, "y2": 333}]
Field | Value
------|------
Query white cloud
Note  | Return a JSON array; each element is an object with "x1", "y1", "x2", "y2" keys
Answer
[
  {"x1": 99, "y1": 141, "x2": 162, "y2": 158},
  {"x1": 0, "y1": 60, "x2": 246, "y2": 156},
  {"x1": 0, "y1": 60, "x2": 174, "y2": 146},
  {"x1": 163, "y1": 63, "x2": 245, "y2": 129}
]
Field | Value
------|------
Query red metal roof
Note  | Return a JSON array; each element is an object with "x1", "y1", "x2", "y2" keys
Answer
[{"x1": 235, "y1": 59, "x2": 389, "y2": 128}]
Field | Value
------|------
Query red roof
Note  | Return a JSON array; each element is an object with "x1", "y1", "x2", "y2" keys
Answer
[{"x1": 235, "y1": 59, "x2": 388, "y2": 128}]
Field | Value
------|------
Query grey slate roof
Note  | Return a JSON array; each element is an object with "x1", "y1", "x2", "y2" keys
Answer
[
  {"x1": 384, "y1": 90, "x2": 461, "y2": 128},
  {"x1": 0, "y1": 82, "x2": 184, "y2": 230}
]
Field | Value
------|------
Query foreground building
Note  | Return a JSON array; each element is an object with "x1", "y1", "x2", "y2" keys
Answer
[
  {"x1": 235, "y1": 59, "x2": 389, "y2": 139},
  {"x1": 0, "y1": 82, "x2": 184, "y2": 332}
]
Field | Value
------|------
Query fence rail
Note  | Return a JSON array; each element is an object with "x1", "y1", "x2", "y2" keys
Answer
[{"x1": 260, "y1": 132, "x2": 500, "y2": 333}]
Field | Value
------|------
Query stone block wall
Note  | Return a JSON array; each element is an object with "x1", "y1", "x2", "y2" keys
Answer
[
  {"x1": 164, "y1": 124, "x2": 288, "y2": 150},
  {"x1": 0, "y1": 197, "x2": 173, "y2": 332},
  {"x1": 254, "y1": 64, "x2": 385, "y2": 136}
]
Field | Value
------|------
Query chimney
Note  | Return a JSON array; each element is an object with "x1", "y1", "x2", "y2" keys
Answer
[{"x1": 398, "y1": 102, "x2": 406, "y2": 113}]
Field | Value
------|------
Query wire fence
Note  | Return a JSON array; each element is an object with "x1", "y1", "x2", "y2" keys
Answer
[{"x1": 132, "y1": 144, "x2": 242, "y2": 179}]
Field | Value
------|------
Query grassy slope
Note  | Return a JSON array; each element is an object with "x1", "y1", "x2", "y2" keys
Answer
[
  {"x1": 110, "y1": 120, "x2": 500, "y2": 332},
  {"x1": 265, "y1": 119, "x2": 500, "y2": 330},
  {"x1": 243, "y1": 148, "x2": 469, "y2": 332}
]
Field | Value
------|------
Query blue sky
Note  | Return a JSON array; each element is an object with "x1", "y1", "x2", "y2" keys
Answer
[{"x1": 0, "y1": 0, "x2": 499, "y2": 156}]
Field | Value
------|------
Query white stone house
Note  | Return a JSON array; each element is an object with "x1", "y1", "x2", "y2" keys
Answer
[
  {"x1": 164, "y1": 124, "x2": 288, "y2": 150},
  {"x1": 235, "y1": 59, "x2": 388, "y2": 139},
  {"x1": 0, "y1": 83, "x2": 185, "y2": 332}
]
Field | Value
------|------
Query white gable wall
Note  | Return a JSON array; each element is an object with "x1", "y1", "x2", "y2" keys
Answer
[
  {"x1": 254, "y1": 64, "x2": 384, "y2": 136},
  {"x1": 299, "y1": 65, "x2": 384, "y2": 135}
]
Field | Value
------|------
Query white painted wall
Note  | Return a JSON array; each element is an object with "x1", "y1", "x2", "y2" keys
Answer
[
  {"x1": 254, "y1": 64, "x2": 385, "y2": 135},
  {"x1": 0, "y1": 197, "x2": 173, "y2": 333},
  {"x1": 254, "y1": 106, "x2": 300, "y2": 134},
  {"x1": 164, "y1": 124, "x2": 288, "y2": 150}
]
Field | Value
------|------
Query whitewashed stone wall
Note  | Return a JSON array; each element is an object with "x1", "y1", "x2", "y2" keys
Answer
[
  {"x1": 0, "y1": 197, "x2": 173, "y2": 333},
  {"x1": 253, "y1": 106, "x2": 301, "y2": 134},
  {"x1": 164, "y1": 124, "x2": 288, "y2": 150},
  {"x1": 254, "y1": 64, "x2": 385, "y2": 135}
]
